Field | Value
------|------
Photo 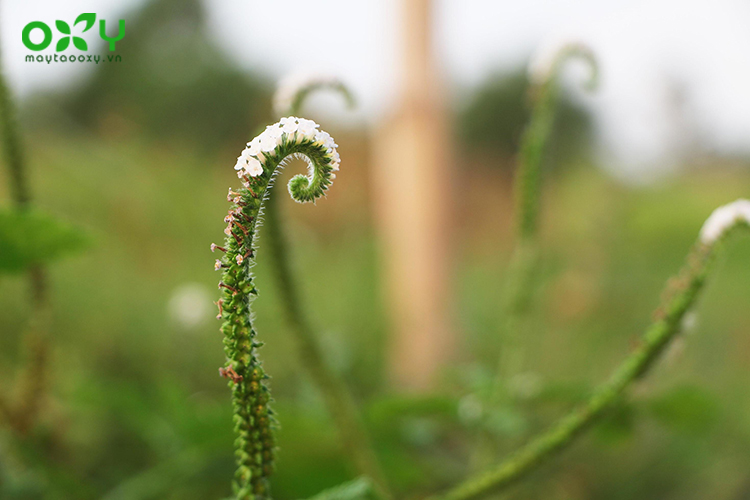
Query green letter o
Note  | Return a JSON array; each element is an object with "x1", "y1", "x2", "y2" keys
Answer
[{"x1": 22, "y1": 22, "x2": 52, "y2": 51}]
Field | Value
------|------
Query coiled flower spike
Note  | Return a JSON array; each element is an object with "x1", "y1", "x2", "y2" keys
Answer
[
  {"x1": 273, "y1": 72, "x2": 355, "y2": 117},
  {"x1": 518, "y1": 38, "x2": 598, "y2": 240},
  {"x1": 213, "y1": 116, "x2": 340, "y2": 500},
  {"x1": 527, "y1": 37, "x2": 598, "y2": 93}
]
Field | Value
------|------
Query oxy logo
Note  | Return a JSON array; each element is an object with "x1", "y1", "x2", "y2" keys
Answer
[{"x1": 22, "y1": 13, "x2": 125, "y2": 52}]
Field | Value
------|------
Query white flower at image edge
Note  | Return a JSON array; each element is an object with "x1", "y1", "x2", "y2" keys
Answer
[{"x1": 700, "y1": 199, "x2": 750, "y2": 244}]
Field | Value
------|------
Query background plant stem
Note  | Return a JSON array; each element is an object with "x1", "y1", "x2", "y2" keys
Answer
[
  {"x1": 0, "y1": 27, "x2": 51, "y2": 436},
  {"x1": 470, "y1": 82, "x2": 557, "y2": 470},
  {"x1": 264, "y1": 193, "x2": 393, "y2": 500},
  {"x1": 441, "y1": 236, "x2": 728, "y2": 500}
]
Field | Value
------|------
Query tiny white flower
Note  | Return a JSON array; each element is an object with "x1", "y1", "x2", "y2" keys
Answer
[
  {"x1": 245, "y1": 140, "x2": 261, "y2": 156},
  {"x1": 233, "y1": 156, "x2": 247, "y2": 171},
  {"x1": 280, "y1": 116, "x2": 299, "y2": 134},
  {"x1": 244, "y1": 156, "x2": 264, "y2": 177},
  {"x1": 700, "y1": 199, "x2": 750, "y2": 244},
  {"x1": 258, "y1": 132, "x2": 278, "y2": 152},
  {"x1": 297, "y1": 118, "x2": 318, "y2": 137},
  {"x1": 265, "y1": 124, "x2": 283, "y2": 139},
  {"x1": 314, "y1": 129, "x2": 327, "y2": 141}
]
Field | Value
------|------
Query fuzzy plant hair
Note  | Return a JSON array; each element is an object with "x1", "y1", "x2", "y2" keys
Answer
[{"x1": 212, "y1": 117, "x2": 340, "y2": 500}]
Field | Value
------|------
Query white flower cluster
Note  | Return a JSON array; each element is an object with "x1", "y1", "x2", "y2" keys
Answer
[
  {"x1": 699, "y1": 199, "x2": 750, "y2": 244},
  {"x1": 273, "y1": 72, "x2": 343, "y2": 116},
  {"x1": 528, "y1": 36, "x2": 595, "y2": 87},
  {"x1": 233, "y1": 117, "x2": 340, "y2": 179}
]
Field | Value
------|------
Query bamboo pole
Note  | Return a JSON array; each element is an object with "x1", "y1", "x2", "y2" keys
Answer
[{"x1": 372, "y1": 0, "x2": 455, "y2": 390}]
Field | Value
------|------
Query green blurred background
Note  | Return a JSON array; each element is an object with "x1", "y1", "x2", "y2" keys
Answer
[{"x1": 2, "y1": 0, "x2": 750, "y2": 499}]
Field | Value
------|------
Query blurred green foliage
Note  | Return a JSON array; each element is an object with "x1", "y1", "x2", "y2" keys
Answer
[{"x1": 0, "y1": 208, "x2": 89, "y2": 273}]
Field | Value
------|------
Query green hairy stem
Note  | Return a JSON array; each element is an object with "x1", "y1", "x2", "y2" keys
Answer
[
  {"x1": 265, "y1": 81, "x2": 391, "y2": 497},
  {"x1": 442, "y1": 225, "x2": 746, "y2": 500},
  {"x1": 215, "y1": 133, "x2": 337, "y2": 500},
  {"x1": 0, "y1": 23, "x2": 51, "y2": 436}
]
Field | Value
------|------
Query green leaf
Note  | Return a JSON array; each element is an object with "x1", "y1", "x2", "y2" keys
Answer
[
  {"x1": 55, "y1": 20, "x2": 70, "y2": 35},
  {"x1": 0, "y1": 208, "x2": 90, "y2": 274},
  {"x1": 74, "y1": 13, "x2": 96, "y2": 32},
  {"x1": 305, "y1": 477, "x2": 377, "y2": 500},
  {"x1": 593, "y1": 400, "x2": 636, "y2": 445},
  {"x1": 73, "y1": 36, "x2": 87, "y2": 51},
  {"x1": 56, "y1": 37, "x2": 70, "y2": 52},
  {"x1": 648, "y1": 385, "x2": 720, "y2": 436}
]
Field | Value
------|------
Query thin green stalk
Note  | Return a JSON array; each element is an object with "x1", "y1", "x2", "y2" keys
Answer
[
  {"x1": 0, "y1": 17, "x2": 51, "y2": 436},
  {"x1": 214, "y1": 117, "x2": 341, "y2": 500},
  {"x1": 471, "y1": 45, "x2": 598, "y2": 470},
  {"x1": 264, "y1": 194, "x2": 392, "y2": 500},
  {"x1": 265, "y1": 77, "x2": 391, "y2": 497},
  {"x1": 497, "y1": 43, "x2": 598, "y2": 385},
  {"x1": 0, "y1": 50, "x2": 30, "y2": 207},
  {"x1": 440, "y1": 219, "x2": 748, "y2": 500}
]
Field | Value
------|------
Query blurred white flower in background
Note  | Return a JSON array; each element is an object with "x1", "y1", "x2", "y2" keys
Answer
[
  {"x1": 168, "y1": 283, "x2": 212, "y2": 330},
  {"x1": 458, "y1": 394, "x2": 484, "y2": 425},
  {"x1": 508, "y1": 371, "x2": 544, "y2": 401},
  {"x1": 699, "y1": 199, "x2": 750, "y2": 244}
]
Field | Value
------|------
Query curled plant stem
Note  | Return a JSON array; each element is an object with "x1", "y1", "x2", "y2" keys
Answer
[
  {"x1": 0, "y1": 23, "x2": 50, "y2": 436},
  {"x1": 214, "y1": 117, "x2": 340, "y2": 500},
  {"x1": 265, "y1": 77, "x2": 392, "y2": 497},
  {"x1": 273, "y1": 73, "x2": 355, "y2": 118},
  {"x1": 441, "y1": 216, "x2": 748, "y2": 500}
]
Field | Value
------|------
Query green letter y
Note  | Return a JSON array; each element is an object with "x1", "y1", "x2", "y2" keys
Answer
[{"x1": 99, "y1": 19, "x2": 124, "y2": 51}]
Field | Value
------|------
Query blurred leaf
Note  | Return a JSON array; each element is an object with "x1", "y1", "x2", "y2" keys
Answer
[
  {"x1": 305, "y1": 477, "x2": 377, "y2": 500},
  {"x1": 647, "y1": 385, "x2": 720, "y2": 436},
  {"x1": 594, "y1": 400, "x2": 637, "y2": 445},
  {"x1": 0, "y1": 208, "x2": 90, "y2": 274}
]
